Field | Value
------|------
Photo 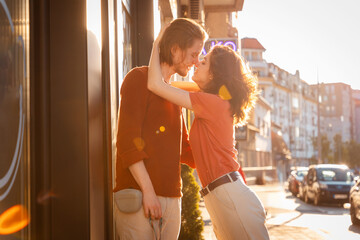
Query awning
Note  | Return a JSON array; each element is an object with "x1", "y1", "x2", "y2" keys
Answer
[{"x1": 271, "y1": 131, "x2": 291, "y2": 160}]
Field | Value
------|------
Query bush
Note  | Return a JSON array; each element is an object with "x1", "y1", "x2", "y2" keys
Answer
[{"x1": 179, "y1": 164, "x2": 204, "y2": 240}]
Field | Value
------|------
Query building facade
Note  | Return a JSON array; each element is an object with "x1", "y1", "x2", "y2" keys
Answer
[
  {"x1": 316, "y1": 83, "x2": 354, "y2": 145},
  {"x1": 241, "y1": 38, "x2": 318, "y2": 169},
  {"x1": 353, "y1": 90, "x2": 360, "y2": 143},
  {"x1": 236, "y1": 96, "x2": 274, "y2": 183}
]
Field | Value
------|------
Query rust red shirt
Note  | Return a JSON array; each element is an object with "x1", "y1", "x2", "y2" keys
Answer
[{"x1": 113, "y1": 66, "x2": 194, "y2": 197}]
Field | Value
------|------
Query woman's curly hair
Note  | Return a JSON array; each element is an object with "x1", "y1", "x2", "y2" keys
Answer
[{"x1": 203, "y1": 45, "x2": 259, "y2": 126}]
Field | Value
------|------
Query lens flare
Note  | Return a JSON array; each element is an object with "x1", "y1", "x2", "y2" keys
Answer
[
  {"x1": 133, "y1": 137, "x2": 145, "y2": 151},
  {"x1": 159, "y1": 126, "x2": 165, "y2": 132},
  {"x1": 218, "y1": 85, "x2": 232, "y2": 100},
  {"x1": 0, "y1": 205, "x2": 29, "y2": 235}
]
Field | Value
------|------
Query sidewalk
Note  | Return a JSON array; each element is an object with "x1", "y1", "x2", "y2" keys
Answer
[{"x1": 199, "y1": 183, "x2": 327, "y2": 240}]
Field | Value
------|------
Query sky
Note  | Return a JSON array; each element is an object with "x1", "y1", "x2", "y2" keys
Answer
[{"x1": 235, "y1": 0, "x2": 360, "y2": 90}]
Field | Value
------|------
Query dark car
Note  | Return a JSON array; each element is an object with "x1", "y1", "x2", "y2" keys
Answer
[
  {"x1": 350, "y1": 176, "x2": 360, "y2": 225},
  {"x1": 298, "y1": 173, "x2": 308, "y2": 200},
  {"x1": 287, "y1": 167, "x2": 308, "y2": 196},
  {"x1": 304, "y1": 164, "x2": 354, "y2": 206}
]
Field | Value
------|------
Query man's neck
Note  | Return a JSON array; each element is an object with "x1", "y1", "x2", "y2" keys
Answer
[{"x1": 160, "y1": 63, "x2": 175, "y2": 83}]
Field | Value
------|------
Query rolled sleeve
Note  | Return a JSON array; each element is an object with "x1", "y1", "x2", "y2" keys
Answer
[{"x1": 116, "y1": 68, "x2": 150, "y2": 169}]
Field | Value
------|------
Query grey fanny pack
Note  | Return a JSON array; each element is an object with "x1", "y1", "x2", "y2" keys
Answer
[{"x1": 114, "y1": 189, "x2": 143, "y2": 213}]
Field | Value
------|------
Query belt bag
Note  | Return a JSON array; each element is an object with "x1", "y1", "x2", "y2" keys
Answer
[{"x1": 114, "y1": 189, "x2": 142, "y2": 213}]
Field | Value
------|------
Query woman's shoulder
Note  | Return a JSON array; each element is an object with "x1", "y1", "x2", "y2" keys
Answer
[
  {"x1": 190, "y1": 92, "x2": 231, "y2": 119},
  {"x1": 190, "y1": 92, "x2": 228, "y2": 106}
]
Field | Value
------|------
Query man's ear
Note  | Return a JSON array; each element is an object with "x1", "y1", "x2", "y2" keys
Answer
[{"x1": 170, "y1": 44, "x2": 179, "y2": 56}]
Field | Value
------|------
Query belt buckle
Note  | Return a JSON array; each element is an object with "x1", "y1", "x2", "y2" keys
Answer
[
  {"x1": 200, "y1": 186, "x2": 210, "y2": 197},
  {"x1": 226, "y1": 173, "x2": 234, "y2": 182}
]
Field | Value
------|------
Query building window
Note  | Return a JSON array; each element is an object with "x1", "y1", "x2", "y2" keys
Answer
[
  {"x1": 295, "y1": 127, "x2": 300, "y2": 137},
  {"x1": 244, "y1": 51, "x2": 250, "y2": 61},
  {"x1": 251, "y1": 52, "x2": 258, "y2": 60},
  {"x1": 292, "y1": 97, "x2": 299, "y2": 109}
]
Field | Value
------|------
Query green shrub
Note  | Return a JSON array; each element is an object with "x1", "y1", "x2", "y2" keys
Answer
[{"x1": 179, "y1": 164, "x2": 204, "y2": 240}]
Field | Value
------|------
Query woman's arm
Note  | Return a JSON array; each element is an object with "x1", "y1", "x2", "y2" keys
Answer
[{"x1": 147, "y1": 38, "x2": 193, "y2": 110}]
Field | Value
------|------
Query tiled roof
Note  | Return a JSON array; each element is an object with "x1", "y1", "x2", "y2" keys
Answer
[{"x1": 241, "y1": 38, "x2": 266, "y2": 50}]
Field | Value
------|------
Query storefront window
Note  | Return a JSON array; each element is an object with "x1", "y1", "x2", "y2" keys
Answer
[{"x1": 0, "y1": 0, "x2": 30, "y2": 239}]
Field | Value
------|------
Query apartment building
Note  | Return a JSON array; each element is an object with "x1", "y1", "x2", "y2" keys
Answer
[
  {"x1": 314, "y1": 83, "x2": 354, "y2": 144},
  {"x1": 241, "y1": 38, "x2": 318, "y2": 166},
  {"x1": 353, "y1": 90, "x2": 360, "y2": 143},
  {"x1": 236, "y1": 96, "x2": 274, "y2": 183}
]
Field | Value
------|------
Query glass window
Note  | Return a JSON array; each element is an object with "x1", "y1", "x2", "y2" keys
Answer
[
  {"x1": 292, "y1": 97, "x2": 299, "y2": 109},
  {"x1": 0, "y1": 0, "x2": 30, "y2": 238},
  {"x1": 318, "y1": 169, "x2": 353, "y2": 182},
  {"x1": 251, "y1": 52, "x2": 258, "y2": 60}
]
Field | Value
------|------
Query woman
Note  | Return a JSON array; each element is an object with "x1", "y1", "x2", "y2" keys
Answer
[{"x1": 148, "y1": 29, "x2": 270, "y2": 240}]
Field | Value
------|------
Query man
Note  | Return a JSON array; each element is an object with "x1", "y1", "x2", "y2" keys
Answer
[{"x1": 114, "y1": 18, "x2": 207, "y2": 239}]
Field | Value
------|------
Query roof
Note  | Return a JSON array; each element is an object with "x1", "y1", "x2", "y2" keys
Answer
[
  {"x1": 241, "y1": 38, "x2": 266, "y2": 50},
  {"x1": 309, "y1": 164, "x2": 349, "y2": 170}
]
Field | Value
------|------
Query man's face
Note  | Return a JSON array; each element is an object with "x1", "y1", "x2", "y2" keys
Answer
[{"x1": 172, "y1": 39, "x2": 204, "y2": 77}]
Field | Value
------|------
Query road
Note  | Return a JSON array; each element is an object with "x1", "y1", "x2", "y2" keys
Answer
[{"x1": 200, "y1": 183, "x2": 360, "y2": 240}]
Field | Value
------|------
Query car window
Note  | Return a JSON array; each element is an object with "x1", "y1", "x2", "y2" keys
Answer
[
  {"x1": 296, "y1": 170, "x2": 308, "y2": 177},
  {"x1": 318, "y1": 169, "x2": 353, "y2": 182}
]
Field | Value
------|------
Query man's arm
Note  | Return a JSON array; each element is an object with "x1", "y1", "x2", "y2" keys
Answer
[{"x1": 116, "y1": 68, "x2": 161, "y2": 219}]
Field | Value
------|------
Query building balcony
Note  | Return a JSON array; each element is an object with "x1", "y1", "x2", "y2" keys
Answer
[{"x1": 248, "y1": 60, "x2": 268, "y2": 69}]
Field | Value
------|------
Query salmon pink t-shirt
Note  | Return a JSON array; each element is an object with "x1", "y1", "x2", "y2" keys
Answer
[{"x1": 189, "y1": 92, "x2": 240, "y2": 187}]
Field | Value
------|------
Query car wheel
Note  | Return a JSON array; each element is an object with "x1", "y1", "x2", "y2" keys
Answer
[
  {"x1": 350, "y1": 201, "x2": 360, "y2": 225},
  {"x1": 299, "y1": 189, "x2": 304, "y2": 200},
  {"x1": 314, "y1": 193, "x2": 321, "y2": 206}
]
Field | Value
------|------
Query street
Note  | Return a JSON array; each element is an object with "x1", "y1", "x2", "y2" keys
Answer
[{"x1": 200, "y1": 183, "x2": 360, "y2": 240}]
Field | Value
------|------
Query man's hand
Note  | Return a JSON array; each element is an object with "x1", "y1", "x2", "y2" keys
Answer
[
  {"x1": 128, "y1": 161, "x2": 163, "y2": 219},
  {"x1": 142, "y1": 189, "x2": 162, "y2": 219}
]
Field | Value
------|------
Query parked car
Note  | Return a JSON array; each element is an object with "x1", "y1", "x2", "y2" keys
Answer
[
  {"x1": 287, "y1": 167, "x2": 308, "y2": 196},
  {"x1": 298, "y1": 173, "x2": 308, "y2": 200},
  {"x1": 304, "y1": 164, "x2": 354, "y2": 205},
  {"x1": 350, "y1": 176, "x2": 360, "y2": 225}
]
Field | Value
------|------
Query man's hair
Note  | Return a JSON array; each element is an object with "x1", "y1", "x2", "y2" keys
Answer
[{"x1": 159, "y1": 18, "x2": 207, "y2": 66}]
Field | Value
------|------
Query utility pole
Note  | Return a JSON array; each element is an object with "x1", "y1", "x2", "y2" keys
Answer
[{"x1": 317, "y1": 70, "x2": 322, "y2": 164}]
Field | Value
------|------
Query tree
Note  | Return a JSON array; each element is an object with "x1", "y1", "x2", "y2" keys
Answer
[
  {"x1": 179, "y1": 164, "x2": 204, "y2": 240},
  {"x1": 311, "y1": 134, "x2": 331, "y2": 163},
  {"x1": 333, "y1": 134, "x2": 344, "y2": 164},
  {"x1": 344, "y1": 140, "x2": 360, "y2": 168}
]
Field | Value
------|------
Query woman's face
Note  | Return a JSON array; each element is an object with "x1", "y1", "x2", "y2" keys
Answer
[{"x1": 192, "y1": 53, "x2": 212, "y2": 89}]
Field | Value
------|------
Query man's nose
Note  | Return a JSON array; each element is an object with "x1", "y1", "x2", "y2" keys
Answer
[{"x1": 194, "y1": 58, "x2": 200, "y2": 66}]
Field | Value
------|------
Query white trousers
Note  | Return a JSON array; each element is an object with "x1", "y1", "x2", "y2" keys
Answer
[
  {"x1": 114, "y1": 196, "x2": 181, "y2": 240},
  {"x1": 204, "y1": 178, "x2": 270, "y2": 240}
]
